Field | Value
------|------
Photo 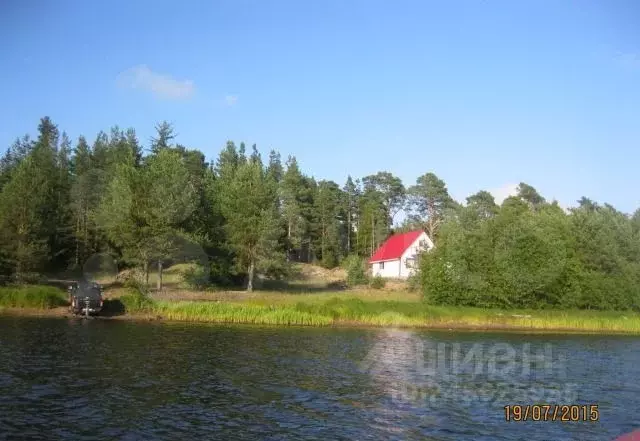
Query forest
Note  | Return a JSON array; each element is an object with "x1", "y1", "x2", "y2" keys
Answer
[{"x1": 0, "y1": 117, "x2": 639, "y2": 310}]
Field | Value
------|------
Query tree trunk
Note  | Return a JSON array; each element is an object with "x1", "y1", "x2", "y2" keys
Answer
[
  {"x1": 83, "y1": 204, "x2": 88, "y2": 259},
  {"x1": 346, "y1": 210, "x2": 351, "y2": 253},
  {"x1": 74, "y1": 213, "x2": 80, "y2": 268},
  {"x1": 371, "y1": 216, "x2": 375, "y2": 256},
  {"x1": 247, "y1": 259, "x2": 255, "y2": 292},
  {"x1": 286, "y1": 220, "x2": 292, "y2": 261},
  {"x1": 157, "y1": 260, "x2": 163, "y2": 291},
  {"x1": 144, "y1": 261, "x2": 149, "y2": 287},
  {"x1": 321, "y1": 218, "x2": 326, "y2": 262}
]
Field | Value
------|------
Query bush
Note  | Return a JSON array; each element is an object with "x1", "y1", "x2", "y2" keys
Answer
[
  {"x1": 119, "y1": 290, "x2": 154, "y2": 313},
  {"x1": 406, "y1": 273, "x2": 421, "y2": 292},
  {"x1": 123, "y1": 274, "x2": 150, "y2": 296},
  {"x1": 182, "y1": 264, "x2": 210, "y2": 290},
  {"x1": 370, "y1": 275, "x2": 386, "y2": 289},
  {"x1": 343, "y1": 255, "x2": 368, "y2": 287}
]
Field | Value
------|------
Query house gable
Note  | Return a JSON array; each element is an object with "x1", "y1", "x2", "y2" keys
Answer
[{"x1": 369, "y1": 230, "x2": 433, "y2": 279}]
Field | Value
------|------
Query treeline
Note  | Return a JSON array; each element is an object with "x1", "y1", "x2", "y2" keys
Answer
[
  {"x1": 0, "y1": 117, "x2": 446, "y2": 290},
  {"x1": 421, "y1": 188, "x2": 640, "y2": 310},
  {"x1": 2, "y1": 117, "x2": 638, "y2": 307}
]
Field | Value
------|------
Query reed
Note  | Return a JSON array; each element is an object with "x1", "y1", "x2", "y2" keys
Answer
[
  {"x1": 149, "y1": 301, "x2": 333, "y2": 326},
  {"x1": 292, "y1": 298, "x2": 640, "y2": 332},
  {"x1": 120, "y1": 295, "x2": 640, "y2": 332},
  {"x1": 0, "y1": 285, "x2": 67, "y2": 309}
]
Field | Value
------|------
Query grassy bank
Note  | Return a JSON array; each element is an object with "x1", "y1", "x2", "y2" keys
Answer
[
  {"x1": 0, "y1": 285, "x2": 67, "y2": 309},
  {"x1": 2, "y1": 279, "x2": 640, "y2": 333},
  {"x1": 118, "y1": 292, "x2": 640, "y2": 333},
  {"x1": 119, "y1": 292, "x2": 331, "y2": 325},
  {"x1": 296, "y1": 298, "x2": 640, "y2": 332}
]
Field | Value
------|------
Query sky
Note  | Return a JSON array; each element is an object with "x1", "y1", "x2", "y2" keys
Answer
[{"x1": 1, "y1": 0, "x2": 639, "y2": 214}]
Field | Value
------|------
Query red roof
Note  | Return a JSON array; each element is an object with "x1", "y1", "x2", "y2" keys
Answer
[{"x1": 368, "y1": 230, "x2": 423, "y2": 263}]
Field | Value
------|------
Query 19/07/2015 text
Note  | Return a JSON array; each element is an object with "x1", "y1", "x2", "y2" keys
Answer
[{"x1": 504, "y1": 404, "x2": 599, "y2": 422}]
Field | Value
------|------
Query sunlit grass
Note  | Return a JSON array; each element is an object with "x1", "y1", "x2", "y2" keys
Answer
[
  {"x1": 295, "y1": 298, "x2": 640, "y2": 332},
  {"x1": 149, "y1": 301, "x2": 332, "y2": 326},
  {"x1": 0, "y1": 285, "x2": 68, "y2": 309},
  {"x1": 108, "y1": 291, "x2": 640, "y2": 332}
]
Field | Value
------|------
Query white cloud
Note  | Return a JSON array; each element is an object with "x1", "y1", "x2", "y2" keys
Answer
[
  {"x1": 224, "y1": 95, "x2": 238, "y2": 106},
  {"x1": 488, "y1": 183, "x2": 519, "y2": 205},
  {"x1": 117, "y1": 65, "x2": 195, "y2": 100}
]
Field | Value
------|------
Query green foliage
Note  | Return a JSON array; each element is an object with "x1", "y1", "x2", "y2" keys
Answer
[
  {"x1": 1, "y1": 116, "x2": 639, "y2": 314},
  {"x1": 407, "y1": 172, "x2": 454, "y2": 241},
  {"x1": 0, "y1": 285, "x2": 67, "y2": 309},
  {"x1": 312, "y1": 180, "x2": 345, "y2": 268},
  {"x1": 182, "y1": 264, "x2": 210, "y2": 289},
  {"x1": 370, "y1": 275, "x2": 386, "y2": 289},
  {"x1": 152, "y1": 301, "x2": 332, "y2": 326},
  {"x1": 217, "y1": 153, "x2": 284, "y2": 291},
  {"x1": 421, "y1": 192, "x2": 640, "y2": 311},
  {"x1": 123, "y1": 273, "x2": 151, "y2": 296},
  {"x1": 119, "y1": 290, "x2": 154, "y2": 313},
  {"x1": 343, "y1": 255, "x2": 368, "y2": 286}
]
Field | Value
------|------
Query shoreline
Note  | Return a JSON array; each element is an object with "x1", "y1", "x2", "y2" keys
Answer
[{"x1": 2, "y1": 306, "x2": 640, "y2": 335}]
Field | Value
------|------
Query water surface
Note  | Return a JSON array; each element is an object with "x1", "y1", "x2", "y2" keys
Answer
[{"x1": 0, "y1": 316, "x2": 638, "y2": 440}]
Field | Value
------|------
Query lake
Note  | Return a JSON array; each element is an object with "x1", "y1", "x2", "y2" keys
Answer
[{"x1": 0, "y1": 316, "x2": 639, "y2": 440}]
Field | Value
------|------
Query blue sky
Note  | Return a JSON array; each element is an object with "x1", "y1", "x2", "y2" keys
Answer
[{"x1": 1, "y1": 0, "x2": 639, "y2": 213}]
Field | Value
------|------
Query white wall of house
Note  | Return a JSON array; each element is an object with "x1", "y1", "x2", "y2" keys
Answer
[
  {"x1": 399, "y1": 232, "x2": 433, "y2": 278},
  {"x1": 370, "y1": 232, "x2": 434, "y2": 279},
  {"x1": 371, "y1": 259, "x2": 402, "y2": 278}
]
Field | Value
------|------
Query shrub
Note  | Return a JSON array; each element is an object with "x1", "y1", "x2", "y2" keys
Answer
[
  {"x1": 119, "y1": 290, "x2": 154, "y2": 313},
  {"x1": 124, "y1": 274, "x2": 150, "y2": 296},
  {"x1": 370, "y1": 275, "x2": 386, "y2": 289},
  {"x1": 182, "y1": 264, "x2": 210, "y2": 289},
  {"x1": 343, "y1": 255, "x2": 368, "y2": 286},
  {"x1": 406, "y1": 273, "x2": 421, "y2": 292}
]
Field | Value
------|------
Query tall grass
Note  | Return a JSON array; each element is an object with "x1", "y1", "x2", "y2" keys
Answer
[
  {"x1": 291, "y1": 297, "x2": 640, "y2": 332},
  {"x1": 109, "y1": 293, "x2": 640, "y2": 332},
  {"x1": 151, "y1": 301, "x2": 332, "y2": 326},
  {"x1": 0, "y1": 285, "x2": 68, "y2": 309}
]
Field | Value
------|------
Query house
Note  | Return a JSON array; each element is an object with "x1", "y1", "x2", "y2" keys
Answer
[{"x1": 368, "y1": 230, "x2": 434, "y2": 279}]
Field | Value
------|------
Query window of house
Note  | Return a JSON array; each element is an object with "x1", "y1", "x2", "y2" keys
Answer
[
  {"x1": 405, "y1": 258, "x2": 415, "y2": 268},
  {"x1": 379, "y1": 262, "x2": 384, "y2": 270}
]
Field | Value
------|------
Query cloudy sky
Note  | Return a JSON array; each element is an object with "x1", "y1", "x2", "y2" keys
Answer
[{"x1": 1, "y1": 0, "x2": 639, "y2": 213}]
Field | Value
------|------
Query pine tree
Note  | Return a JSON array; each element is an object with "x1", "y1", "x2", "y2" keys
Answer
[
  {"x1": 312, "y1": 180, "x2": 345, "y2": 267},
  {"x1": 281, "y1": 156, "x2": 307, "y2": 260},
  {"x1": 343, "y1": 176, "x2": 359, "y2": 254},
  {"x1": 70, "y1": 136, "x2": 95, "y2": 268},
  {"x1": 150, "y1": 121, "x2": 175, "y2": 154},
  {"x1": 266, "y1": 150, "x2": 283, "y2": 184},
  {"x1": 0, "y1": 154, "x2": 50, "y2": 278},
  {"x1": 407, "y1": 172, "x2": 454, "y2": 241},
  {"x1": 52, "y1": 132, "x2": 74, "y2": 268},
  {"x1": 218, "y1": 153, "x2": 282, "y2": 291}
]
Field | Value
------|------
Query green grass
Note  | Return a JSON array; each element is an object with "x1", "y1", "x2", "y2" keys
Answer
[
  {"x1": 111, "y1": 290, "x2": 640, "y2": 332},
  {"x1": 0, "y1": 285, "x2": 68, "y2": 309},
  {"x1": 149, "y1": 301, "x2": 332, "y2": 326},
  {"x1": 294, "y1": 297, "x2": 640, "y2": 332}
]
